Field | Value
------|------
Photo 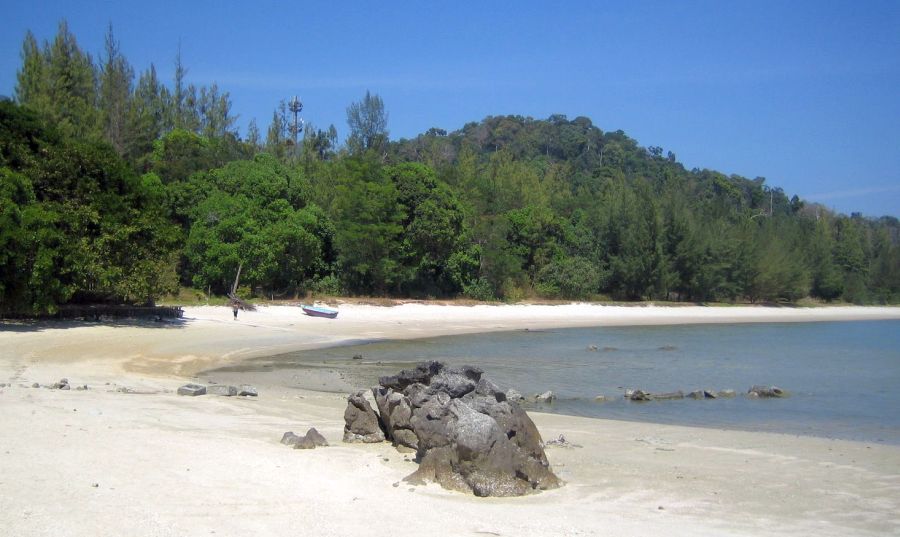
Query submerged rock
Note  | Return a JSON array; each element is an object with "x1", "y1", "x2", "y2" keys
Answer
[
  {"x1": 628, "y1": 389, "x2": 653, "y2": 401},
  {"x1": 505, "y1": 389, "x2": 525, "y2": 402},
  {"x1": 653, "y1": 390, "x2": 685, "y2": 400},
  {"x1": 748, "y1": 385, "x2": 788, "y2": 398}
]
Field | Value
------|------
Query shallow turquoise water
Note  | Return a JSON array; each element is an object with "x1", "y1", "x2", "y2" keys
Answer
[{"x1": 257, "y1": 320, "x2": 900, "y2": 444}]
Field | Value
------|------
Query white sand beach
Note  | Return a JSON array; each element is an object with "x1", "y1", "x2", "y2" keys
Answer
[{"x1": 1, "y1": 304, "x2": 899, "y2": 536}]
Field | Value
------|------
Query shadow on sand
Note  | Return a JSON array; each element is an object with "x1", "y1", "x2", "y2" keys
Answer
[{"x1": 0, "y1": 317, "x2": 191, "y2": 334}]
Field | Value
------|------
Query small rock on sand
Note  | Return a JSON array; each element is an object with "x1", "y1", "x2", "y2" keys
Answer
[
  {"x1": 281, "y1": 432, "x2": 303, "y2": 446},
  {"x1": 304, "y1": 427, "x2": 329, "y2": 447},
  {"x1": 238, "y1": 384, "x2": 258, "y2": 397},
  {"x1": 282, "y1": 428, "x2": 329, "y2": 449},
  {"x1": 177, "y1": 384, "x2": 207, "y2": 396},
  {"x1": 207, "y1": 385, "x2": 238, "y2": 396}
]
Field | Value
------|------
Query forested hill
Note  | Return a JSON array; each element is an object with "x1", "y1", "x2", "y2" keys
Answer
[{"x1": 1, "y1": 23, "x2": 898, "y2": 315}]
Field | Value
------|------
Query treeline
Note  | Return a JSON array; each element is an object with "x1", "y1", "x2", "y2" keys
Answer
[{"x1": 1, "y1": 22, "x2": 898, "y2": 314}]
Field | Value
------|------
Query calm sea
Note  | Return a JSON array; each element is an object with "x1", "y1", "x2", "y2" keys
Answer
[{"x1": 228, "y1": 320, "x2": 900, "y2": 444}]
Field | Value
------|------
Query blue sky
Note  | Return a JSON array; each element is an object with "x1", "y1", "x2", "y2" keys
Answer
[{"x1": 2, "y1": 0, "x2": 899, "y2": 216}]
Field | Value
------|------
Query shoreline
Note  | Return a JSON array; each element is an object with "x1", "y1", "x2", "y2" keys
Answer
[{"x1": 2, "y1": 304, "x2": 900, "y2": 535}]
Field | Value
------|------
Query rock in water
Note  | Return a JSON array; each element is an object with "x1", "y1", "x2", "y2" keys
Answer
[
  {"x1": 369, "y1": 361, "x2": 560, "y2": 497},
  {"x1": 748, "y1": 385, "x2": 788, "y2": 398},
  {"x1": 177, "y1": 384, "x2": 206, "y2": 396},
  {"x1": 628, "y1": 389, "x2": 652, "y2": 402},
  {"x1": 534, "y1": 391, "x2": 555, "y2": 403},
  {"x1": 343, "y1": 391, "x2": 386, "y2": 443},
  {"x1": 653, "y1": 391, "x2": 684, "y2": 400},
  {"x1": 505, "y1": 389, "x2": 525, "y2": 402}
]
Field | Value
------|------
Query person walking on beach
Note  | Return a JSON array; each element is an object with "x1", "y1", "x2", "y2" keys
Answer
[{"x1": 232, "y1": 304, "x2": 239, "y2": 320}]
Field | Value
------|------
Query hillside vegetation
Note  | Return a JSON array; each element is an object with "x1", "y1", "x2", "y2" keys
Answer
[{"x1": 2, "y1": 23, "x2": 898, "y2": 314}]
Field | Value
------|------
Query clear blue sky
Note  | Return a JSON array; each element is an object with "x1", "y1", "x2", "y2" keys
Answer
[{"x1": 2, "y1": 0, "x2": 898, "y2": 217}]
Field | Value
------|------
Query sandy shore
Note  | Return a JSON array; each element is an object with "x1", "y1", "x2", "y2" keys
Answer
[{"x1": 2, "y1": 304, "x2": 899, "y2": 536}]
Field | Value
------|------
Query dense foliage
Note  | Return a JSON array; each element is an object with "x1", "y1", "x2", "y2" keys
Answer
[{"x1": 2, "y1": 22, "x2": 898, "y2": 314}]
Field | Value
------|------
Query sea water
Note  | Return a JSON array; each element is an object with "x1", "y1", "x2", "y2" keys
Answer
[{"x1": 234, "y1": 320, "x2": 900, "y2": 444}]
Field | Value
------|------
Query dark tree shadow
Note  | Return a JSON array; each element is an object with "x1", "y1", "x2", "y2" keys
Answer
[{"x1": 0, "y1": 317, "x2": 192, "y2": 333}]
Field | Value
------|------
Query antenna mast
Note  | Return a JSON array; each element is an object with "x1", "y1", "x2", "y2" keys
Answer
[{"x1": 288, "y1": 95, "x2": 304, "y2": 159}]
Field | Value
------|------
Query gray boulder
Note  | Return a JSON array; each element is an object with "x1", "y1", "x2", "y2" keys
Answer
[
  {"x1": 534, "y1": 390, "x2": 555, "y2": 403},
  {"x1": 208, "y1": 384, "x2": 238, "y2": 396},
  {"x1": 342, "y1": 391, "x2": 385, "y2": 443},
  {"x1": 628, "y1": 389, "x2": 652, "y2": 401},
  {"x1": 373, "y1": 387, "x2": 417, "y2": 449},
  {"x1": 177, "y1": 384, "x2": 207, "y2": 396},
  {"x1": 238, "y1": 385, "x2": 258, "y2": 397},
  {"x1": 717, "y1": 389, "x2": 736, "y2": 398},
  {"x1": 282, "y1": 428, "x2": 329, "y2": 449},
  {"x1": 281, "y1": 432, "x2": 303, "y2": 446},
  {"x1": 505, "y1": 389, "x2": 525, "y2": 402},
  {"x1": 367, "y1": 361, "x2": 560, "y2": 497},
  {"x1": 379, "y1": 361, "x2": 444, "y2": 391},
  {"x1": 748, "y1": 385, "x2": 787, "y2": 398},
  {"x1": 429, "y1": 370, "x2": 477, "y2": 398},
  {"x1": 304, "y1": 427, "x2": 329, "y2": 447}
]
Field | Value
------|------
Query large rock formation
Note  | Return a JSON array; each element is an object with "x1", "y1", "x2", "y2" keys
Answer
[
  {"x1": 343, "y1": 391, "x2": 386, "y2": 443},
  {"x1": 365, "y1": 361, "x2": 561, "y2": 497}
]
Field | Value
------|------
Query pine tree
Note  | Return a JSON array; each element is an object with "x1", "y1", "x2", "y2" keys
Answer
[
  {"x1": 245, "y1": 118, "x2": 261, "y2": 149},
  {"x1": 126, "y1": 64, "x2": 167, "y2": 165},
  {"x1": 15, "y1": 31, "x2": 48, "y2": 109},
  {"x1": 99, "y1": 24, "x2": 134, "y2": 155},
  {"x1": 45, "y1": 20, "x2": 99, "y2": 139}
]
